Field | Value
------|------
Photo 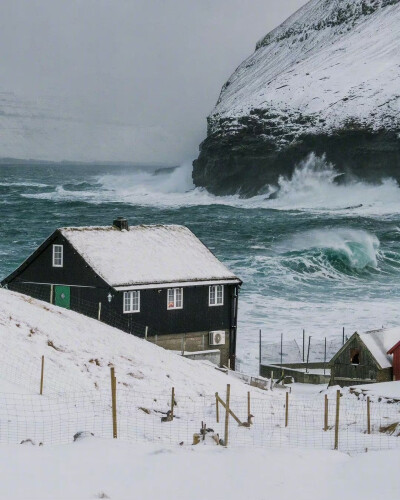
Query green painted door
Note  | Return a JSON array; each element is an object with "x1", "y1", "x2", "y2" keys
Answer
[{"x1": 54, "y1": 285, "x2": 71, "y2": 309}]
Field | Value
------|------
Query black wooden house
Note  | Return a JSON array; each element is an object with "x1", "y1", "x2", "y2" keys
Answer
[{"x1": 1, "y1": 218, "x2": 241, "y2": 367}]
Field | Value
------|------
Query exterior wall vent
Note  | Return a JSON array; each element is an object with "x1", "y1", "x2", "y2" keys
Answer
[{"x1": 113, "y1": 217, "x2": 129, "y2": 231}]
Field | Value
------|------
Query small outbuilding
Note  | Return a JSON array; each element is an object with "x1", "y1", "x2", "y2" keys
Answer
[
  {"x1": 1, "y1": 218, "x2": 242, "y2": 368},
  {"x1": 329, "y1": 327, "x2": 400, "y2": 386}
]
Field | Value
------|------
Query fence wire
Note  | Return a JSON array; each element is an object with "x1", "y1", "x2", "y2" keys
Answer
[
  {"x1": 0, "y1": 388, "x2": 399, "y2": 453},
  {"x1": 262, "y1": 338, "x2": 343, "y2": 364}
]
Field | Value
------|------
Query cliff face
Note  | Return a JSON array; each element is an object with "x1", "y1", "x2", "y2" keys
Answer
[{"x1": 193, "y1": 0, "x2": 400, "y2": 196}]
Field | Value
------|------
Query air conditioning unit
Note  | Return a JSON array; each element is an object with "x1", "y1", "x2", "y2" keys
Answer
[{"x1": 209, "y1": 330, "x2": 225, "y2": 346}]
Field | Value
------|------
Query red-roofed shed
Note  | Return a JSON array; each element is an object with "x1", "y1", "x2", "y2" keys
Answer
[{"x1": 388, "y1": 341, "x2": 400, "y2": 381}]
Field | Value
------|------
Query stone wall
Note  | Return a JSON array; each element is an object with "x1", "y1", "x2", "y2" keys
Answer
[
  {"x1": 260, "y1": 363, "x2": 331, "y2": 385},
  {"x1": 147, "y1": 330, "x2": 229, "y2": 367}
]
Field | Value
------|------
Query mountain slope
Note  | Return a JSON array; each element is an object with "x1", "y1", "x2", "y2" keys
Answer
[{"x1": 193, "y1": 0, "x2": 400, "y2": 195}]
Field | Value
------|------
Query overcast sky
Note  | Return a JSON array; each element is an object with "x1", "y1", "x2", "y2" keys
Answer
[{"x1": 0, "y1": 0, "x2": 307, "y2": 164}]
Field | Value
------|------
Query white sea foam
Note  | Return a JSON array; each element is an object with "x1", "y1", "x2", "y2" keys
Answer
[
  {"x1": 0, "y1": 181, "x2": 49, "y2": 187},
  {"x1": 19, "y1": 154, "x2": 400, "y2": 216}
]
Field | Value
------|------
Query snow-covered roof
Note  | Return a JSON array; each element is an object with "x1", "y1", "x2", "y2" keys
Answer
[
  {"x1": 60, "y1": 224, "x2": 240, "y2": 288},
  {"x1": 359, "y1": 327, "x2": 400, "y2": 369}
]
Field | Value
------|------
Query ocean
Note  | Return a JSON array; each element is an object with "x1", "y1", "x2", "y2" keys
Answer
[{"x1": 2, "y1": 154, "x2": 400, "y2": 373}]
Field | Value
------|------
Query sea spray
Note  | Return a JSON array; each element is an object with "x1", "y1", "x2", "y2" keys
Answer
[
  {"x1": 264, "y1": 153, "x2": 400, "y2": 213},
  {"x1": 18, "y1": 154, "x2": 400, "y2": 216}
]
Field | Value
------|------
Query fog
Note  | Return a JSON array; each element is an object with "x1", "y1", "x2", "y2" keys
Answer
[{"x1": 0, "y1": 0, "x2": 307, "y2": 164}]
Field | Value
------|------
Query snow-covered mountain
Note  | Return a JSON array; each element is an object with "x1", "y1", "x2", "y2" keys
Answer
[{"x1": 193, "y1": 0, "x2": 400, "y2": 195}]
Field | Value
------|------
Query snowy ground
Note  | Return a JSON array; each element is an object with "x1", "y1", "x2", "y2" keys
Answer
[
  {"x1": 1, "y1": 289, "x2": 400, "y2": 498},
  {"x1": 1, "y1": 438, "x2": 400, "y2": 500}
]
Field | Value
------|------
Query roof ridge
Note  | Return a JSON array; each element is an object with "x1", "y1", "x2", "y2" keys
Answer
[{"x1": 60, "y1": 223, "x2": 187, "y2": 232}]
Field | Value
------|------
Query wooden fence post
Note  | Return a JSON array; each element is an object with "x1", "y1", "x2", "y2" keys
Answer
[
  {"x1": 247, "y1": 392, "x2": 251, "y2": 422},
  {"x1": 145, "y1": 326, "x2": 148, "y2": 340},
  {"x1": 50, "y1": 285, "x2": 54, "y2": 305},
  {"x1": 324, "y1": 394, "x2": 328, "y2": 431},
  {"x1": 171, "y1": 387, "x2": 175, "y2": 420},
  {"x1": 367, "y1": 396, "x2": 371, "y2": 434},
  {"x1": 98, "y1": 302, "x2": 102, "y2": 321},
  {"x1": 285, "y1": 391, "x2": 289, "y2": 427},
  {"x1": 224, "y1": 384, "x2": 230, "y2": 447},
  {"x1": 334, "y1": 390, "x2": 340, "y2": 450},
  {"x1": 110, "y1": 367, "x2": 117, "y2": 438},
  {"x1": 215, "y1": 392, "x2": 219, "y2": 423},
  {"x1": 40, "y1": 355, "x2": 44, "y2": 395}
]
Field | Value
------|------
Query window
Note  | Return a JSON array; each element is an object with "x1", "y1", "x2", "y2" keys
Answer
[
  {"x1": 52, "y1": 245, "x2": 63, "y2": 267},
  {"x1": 350, "y1": 348, "x2": 360, "y2": 365},
  {"x1": 123, "y1": 291, "x2": 140, "y2": 313},
  {"x1": 209, "y1": 285, "x2": 224, "y2": 306},
  {"x1": 167, "y1": 288, "x2": 183, "y2": 310}
]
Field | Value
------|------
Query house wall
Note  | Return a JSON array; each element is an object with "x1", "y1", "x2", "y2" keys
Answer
[
  {"x1": 114, "y1": 285, "x2": 234, "y2": 336},
  {"x1": 330, "y1": 335, "x2": 392, "y2": 386},
  {"x1": 393, "y1": 349, "x2": 400, "y2": 381}
]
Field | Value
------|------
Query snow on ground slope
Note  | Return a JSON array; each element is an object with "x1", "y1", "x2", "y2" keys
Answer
[
  {"x1": 0, "y1": 288, "x2": 256, "y2": 399},
  {"x1": 1, "y1": 289, "x2": 399, "y2": 454},
  {"x1": 212, "y1": 0, "x2": 400, "y2": 145},
  {"x1": 350, "y1": 380, "x2": 400, "y2": 400},
  {"x1": 0, "y1": 439, "x2": 399, "y2": 500}
]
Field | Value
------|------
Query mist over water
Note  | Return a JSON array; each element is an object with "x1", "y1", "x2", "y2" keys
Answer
[{"x1": 2, "y1": 154, "x2": 400, "y2": 373}]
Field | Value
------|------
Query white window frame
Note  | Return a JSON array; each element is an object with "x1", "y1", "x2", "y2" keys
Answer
[
  {"x1": 52, "y1": 244, "x2": 63, "y2": 268},
  {"x1": 167, "y1": 288, "x2": 183, "y2": 310},
  {"x1": 209, "y1": 284, "x2": 224, "y2": 306},
  {"x1": 123, "y1": 291, "x2": 140, "y2": 313}
]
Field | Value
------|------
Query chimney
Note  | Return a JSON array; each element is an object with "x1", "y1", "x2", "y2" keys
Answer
[{"x1": 113, "y1": 217, "x2": 129, "y2": 231}]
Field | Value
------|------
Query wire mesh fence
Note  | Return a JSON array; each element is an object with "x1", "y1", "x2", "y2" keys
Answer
[
  {"x1": 1, "y1": 386, "x2": 399, "y2": 453},
  {"x1": 261, "y1": 338, "x2": 344, "y2": 365}
]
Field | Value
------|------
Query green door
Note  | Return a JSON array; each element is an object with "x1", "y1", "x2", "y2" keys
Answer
[{"x1": 54, "y1": 285, "x2": 71, "y2": 309}]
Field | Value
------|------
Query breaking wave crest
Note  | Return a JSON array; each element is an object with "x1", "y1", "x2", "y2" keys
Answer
[{"x1": 277, "y1": 228, "x2": 383, "y2": 279}]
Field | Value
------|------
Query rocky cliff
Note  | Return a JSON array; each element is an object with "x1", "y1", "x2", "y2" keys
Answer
[{"x1": 193, "y1": 0, "x2": 400, "y2": 196}]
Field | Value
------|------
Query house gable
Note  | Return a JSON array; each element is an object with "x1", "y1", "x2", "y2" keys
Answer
[
  {"x1": 2, "y1": 230, "x2": 110, "y2": 290},
  {"x1": 330, "y1": 332, "x2": 382, "y2": 370}
]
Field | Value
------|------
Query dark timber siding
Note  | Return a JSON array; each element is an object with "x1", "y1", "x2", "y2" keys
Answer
[
  {"x1": 114, "y1": 285, "x2": 233, "y2": 335},
  {"x1": 330, "y1": 333, "x2": 392, "y2": 386}
]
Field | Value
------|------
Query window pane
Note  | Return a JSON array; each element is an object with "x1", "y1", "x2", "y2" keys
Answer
[
  {"x1": 176, "y1": 288, "x2": 182, "y2": 308},
  {"x1": 209, "y1": 286, "x2": 215, "y2": 305},
  {"x1": 168, "y1": 289, "x2": 174, "y2": 309},
  {"x1": 124, "y1": 292, "x2": 131, "y2": 312},
  {"x1": 217, "y1": 285, "x2": 223, "y2": 304},
  {"x1": 53, "y1": 245, "x2": 63, "y2": 266},
  {"x1": 132, "y1": 291, "x2": 139, "y2": 311}
]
